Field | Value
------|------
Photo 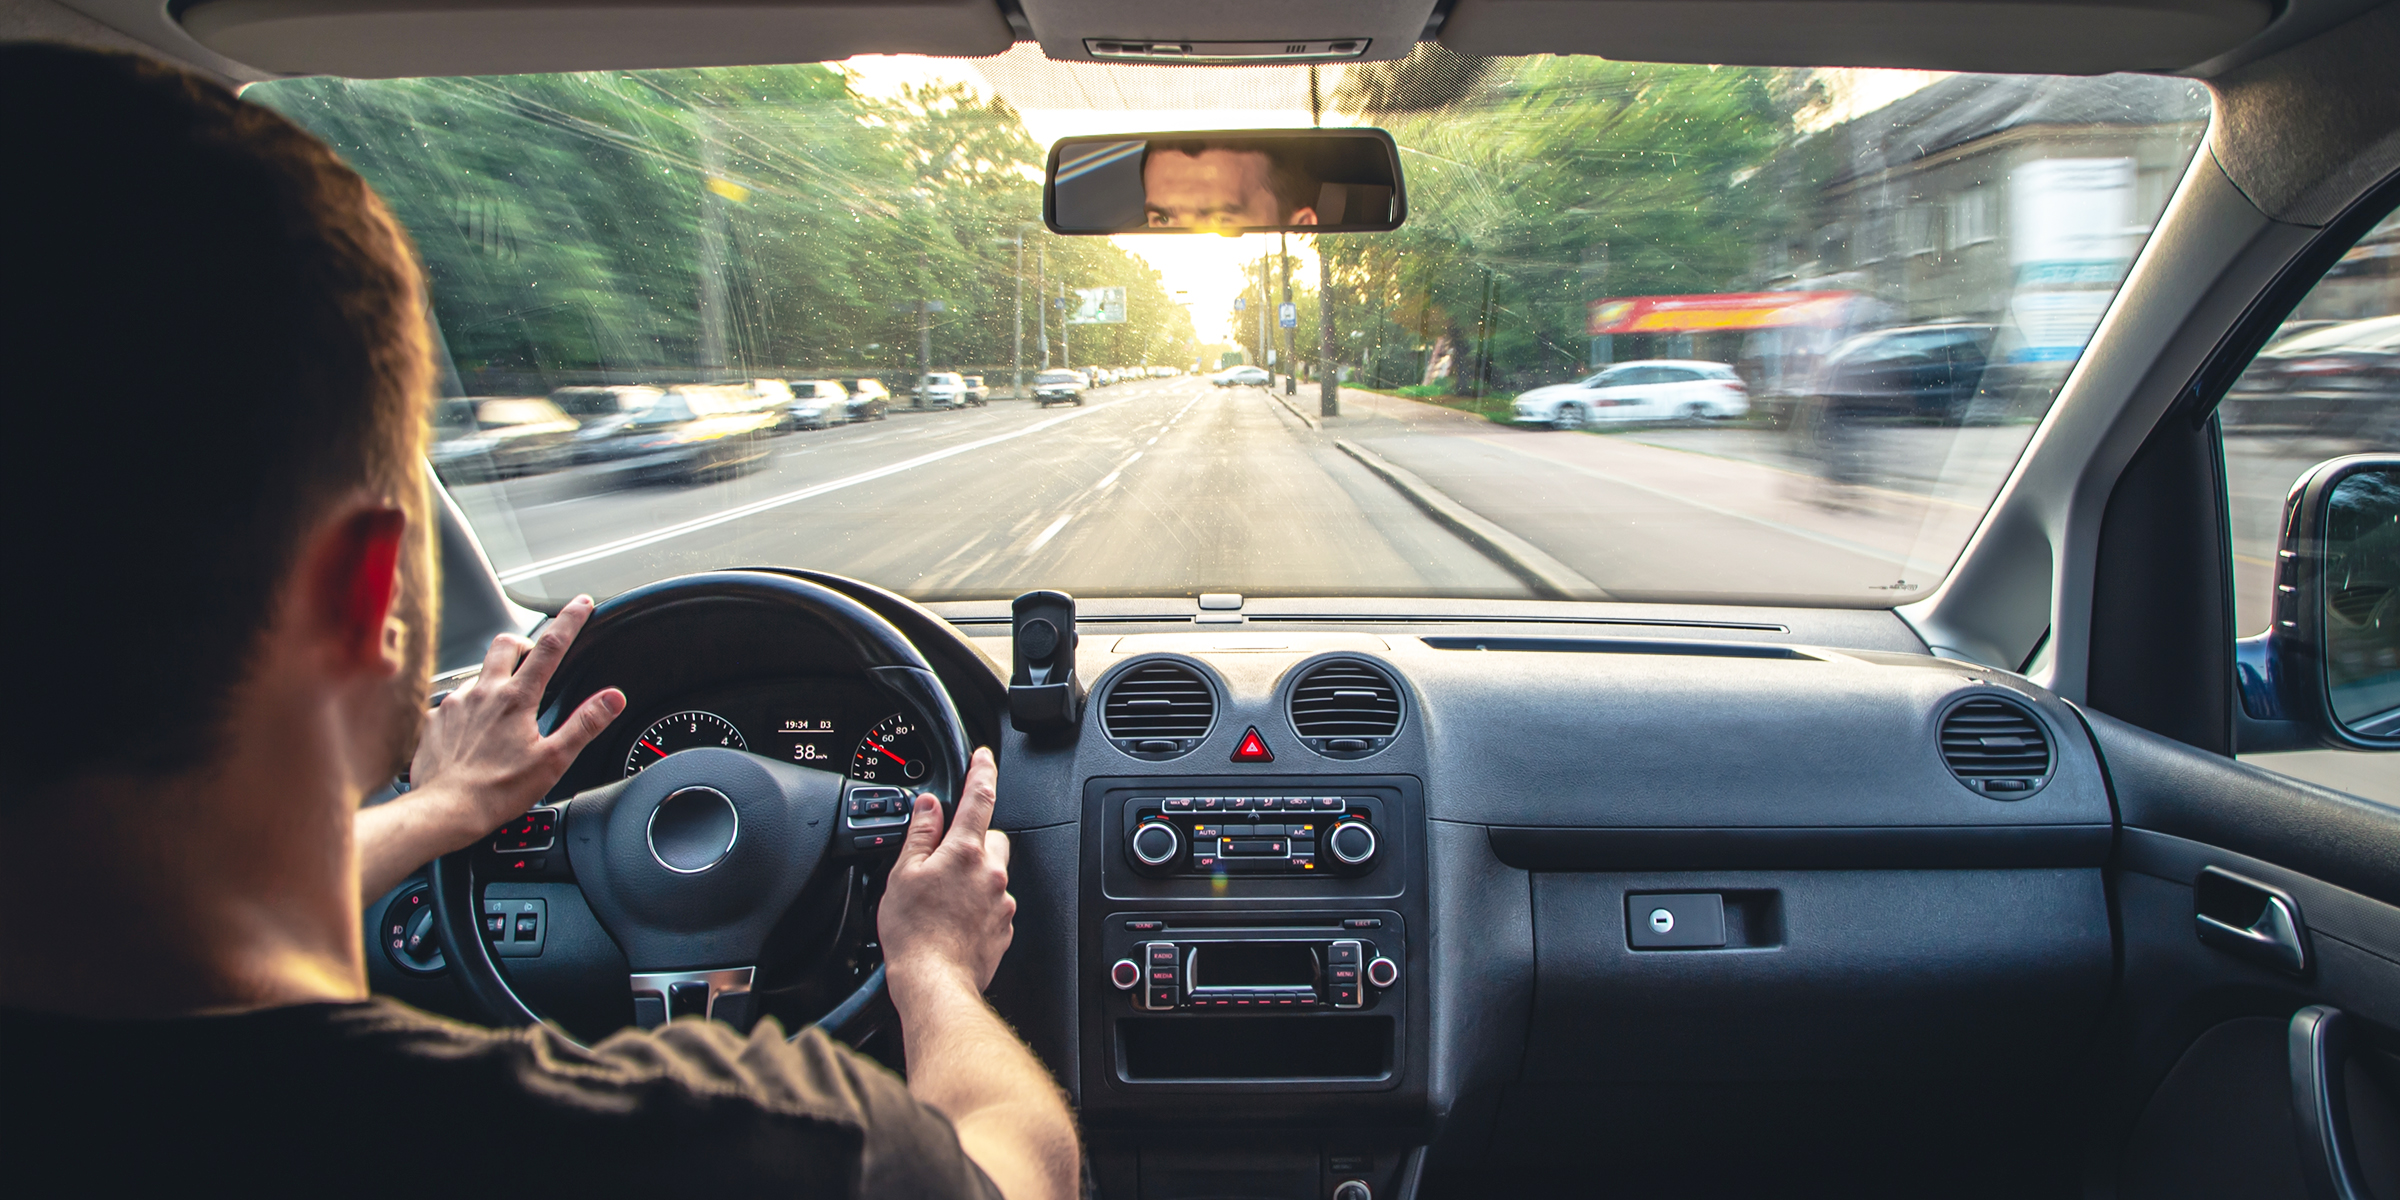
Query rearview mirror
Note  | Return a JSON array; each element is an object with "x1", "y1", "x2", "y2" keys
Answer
[
  {"x1": 1044, "y1": 129, "x2": 1406, "y2": 235},
  {"x1": 2237, "y1": 456, "x2": 2400, "y2": 750}
]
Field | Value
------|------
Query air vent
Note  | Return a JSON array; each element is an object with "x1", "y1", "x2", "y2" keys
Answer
[
  {"x1": 1939, "y1": 697, "x2": 2054, "y2": 797},
  {"x1": 1290, "y1": 659, "x2": 1403, "y2": 758},
  {"x1": 1102, "y1": 660, "x2": 1215, "y2": 759}
]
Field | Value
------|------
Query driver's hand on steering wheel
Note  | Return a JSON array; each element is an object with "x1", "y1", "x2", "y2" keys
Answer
[
  {"x1": 356, "y1": 596, "x2": 625, "y2": 901},
  {"x1": 878, "y1": 748, "x2": 1013, "y2": 997}
]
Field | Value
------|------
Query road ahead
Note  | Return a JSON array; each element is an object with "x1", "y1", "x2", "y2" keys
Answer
[{"x1": 453, "y1": 376, "x2": 2341, "y2": 619}]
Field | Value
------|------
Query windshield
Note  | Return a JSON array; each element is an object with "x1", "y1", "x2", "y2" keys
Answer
[{"x1": 254, "y1": 50, "x2": 2209, "y2": 608}]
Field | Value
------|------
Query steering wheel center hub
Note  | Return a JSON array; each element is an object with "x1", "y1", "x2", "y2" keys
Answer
[{"x1": 648, "y1": 785, "x2": 739, "y2": 873}]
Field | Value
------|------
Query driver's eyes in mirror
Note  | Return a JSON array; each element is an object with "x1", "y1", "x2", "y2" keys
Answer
[
  {"x1": 1047, "y1": 130, "x2": 1404, "y2": 235},
  {"x1": 2325, "y1": 467, "x2": 2400, "y2": 736}
]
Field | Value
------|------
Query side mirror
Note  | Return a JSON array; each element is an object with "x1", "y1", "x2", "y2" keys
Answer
[
  {"x1": 1045, "y1": 128, "x2": 1406, "y2": 235},
  {"x1": 2237, "y1": 456, "x2": 2400, "y2": 751}
]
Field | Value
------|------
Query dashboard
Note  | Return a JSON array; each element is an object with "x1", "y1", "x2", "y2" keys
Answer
[{"x1": 578, "y1": 678, "x2": 936, "y2": 790}]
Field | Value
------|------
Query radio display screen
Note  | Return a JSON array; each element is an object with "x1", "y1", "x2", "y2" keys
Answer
[{"x1": 1191, "y1": 942, "x2": 1317, "y2": 989}]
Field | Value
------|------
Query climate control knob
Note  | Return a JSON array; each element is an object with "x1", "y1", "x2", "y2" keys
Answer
[
  {"x1": 1110, "y1": 959, "x2": 1141, "y2": 990},
  {"x1": 1129, "y1": 820, "x2": 1183, "y2": 868},
  {"x1": 1327, "y1": 820, "x2": 1378, "y2": 866}
]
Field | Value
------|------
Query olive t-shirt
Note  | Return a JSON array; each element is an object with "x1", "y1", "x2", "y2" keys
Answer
[{"x1": 0, "y1": 997, "x2": 1001, "y2": 1198}]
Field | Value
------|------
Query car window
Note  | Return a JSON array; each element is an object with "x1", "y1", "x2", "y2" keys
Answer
[
  {"x1": 2225, "y1": 208, "x2": 2400, "y2": 803},
  {"x1": 253, "y1": 55, "x2": 2207, "y2": 607}
]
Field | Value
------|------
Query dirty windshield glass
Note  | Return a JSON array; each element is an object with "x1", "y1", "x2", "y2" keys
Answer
[{"x1": 252, "y1": 50, "x2": 2211, "y2": 607}]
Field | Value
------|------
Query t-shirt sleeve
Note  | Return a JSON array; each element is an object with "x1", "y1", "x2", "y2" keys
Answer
[{"x1": 587, "y1": 1015, "x2": 1002, "y2": 1200}]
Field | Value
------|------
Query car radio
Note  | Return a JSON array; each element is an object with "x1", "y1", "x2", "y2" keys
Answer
[
  {"x1": 1102, "y1": 916, "x2": 1403, "y2": 1012},
  {"x1": 1121, "y1": 795, "x2": 1383, "y2": 877}
]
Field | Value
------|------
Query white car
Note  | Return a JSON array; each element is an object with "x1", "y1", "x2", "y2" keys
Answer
[
  {"x1": 914, "y1": 372, "x2": 967, "y2": 408},
  {"x1": 781, "y1": 380, "x2": 848, "y2": 430},
  {"x1": 1211, "y1": 365, "x2": 1271, "y2": 387},
  {"x1": 1513, "y1": 360, "x2": 1750, "y2": 429}
]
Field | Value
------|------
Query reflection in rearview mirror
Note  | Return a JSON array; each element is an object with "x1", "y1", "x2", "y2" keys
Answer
[
  {"x1": 2326, "y1": 467, "x2": 2400, "y2": 738},
  {"x1": 1045, "y1": 129, "x2": 1406, "y2": 235}
]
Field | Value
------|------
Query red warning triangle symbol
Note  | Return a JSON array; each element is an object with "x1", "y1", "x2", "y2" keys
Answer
[{"x1": 1232, "y1": 726, "x2": 1274, "y2": 763}]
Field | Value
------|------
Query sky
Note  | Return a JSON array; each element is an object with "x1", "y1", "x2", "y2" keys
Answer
[{"x1": 842, "y1": 49, "x2": 1941, "y2": 346}]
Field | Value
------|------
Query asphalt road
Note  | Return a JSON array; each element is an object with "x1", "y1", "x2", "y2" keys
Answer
[{"x1": 456, "y1": 376, "x2": 2357, "y2": 617}]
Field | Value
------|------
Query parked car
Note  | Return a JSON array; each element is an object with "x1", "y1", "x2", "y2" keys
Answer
[
  {"x1": 1032, "y1": 368, "x2": 1086, "y2": 406},
  {"x1": 1808, "y1": 323, "x2": 1995, "y2": 424},
  {"x1": 589, "y1": 386, "x2": 777, "y2": 484},
  {"x1": 960, "y1": 375, "x2": 989, "y2": 406},
  {"x1": 1513, "y1": 360, "x2": 1750, "y2": 429},
  {"x1": 550, "y1": 385, "x2": 665, "y2": 463},
  {"x1": 1211, "y1": 365, "x2": 1270, "y2": 387},
  {"x1": 840, "y1": 378, "x2": 892, "y2": 422},
  {"x1": 915, "y1": 372, "x2": 967, "y2": 408},
  {"x1": 427, "y1": 396, "x2": 581, "y2": 482},
  {"x1": 781, "y1": 380, "x2": 848, "y2": 430}
]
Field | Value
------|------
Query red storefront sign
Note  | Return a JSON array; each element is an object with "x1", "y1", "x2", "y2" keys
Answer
[{"x1": 1587, "y1": 291, "x2": 1854, "y2": 336}]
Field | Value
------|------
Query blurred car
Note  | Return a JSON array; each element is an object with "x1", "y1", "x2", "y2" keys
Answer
[
  {"x1": 1211, "y1": 365, "x2": 1271, "y2": 387},
  {"x1": 428, "y1": 396, "x2": 581, "y2": 482},
  {"x1": 743, "y1": 378, "x2": 797, "y2": 413},
  {"x1": 550, "y1": 385, "x2": 665, "y2": 463},
  {"x1": 1810, "y1": 323, "x2": 1994, "y2": 423},
  {"x1": 915, "y1": 372, "x2": 967, "y2": 409},
  {"x1": 2225, "y1": 314, "x2": 2400, "y2": 439},
  {"x1": 961, "y1": 375, "x2": 989, "y2": 406},
  {"x1": 841, "y1": 378, "x2": 892, "y2": 421},
  {"x1": 1032, "y1": 368, "x2": 1086, "y2": 406},
  {"x1": 590, "y1": 386, "x2": 777, "y2": 484},
  {"x1": 782, "y1": 380, "x2": 848, "y2": 430},
  {"x1": 1513, "y1": 360, "x2": 1749, "y2": 429}
]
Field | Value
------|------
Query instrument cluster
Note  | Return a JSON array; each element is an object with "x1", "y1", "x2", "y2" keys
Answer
[{"x1": 580, "y1": 677, "x2": 933, "y2": 791}]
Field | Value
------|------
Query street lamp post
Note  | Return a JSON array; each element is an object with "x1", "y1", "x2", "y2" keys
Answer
[{"x1": 991, "y1": 231, "x2": 1026, "y2": 399}]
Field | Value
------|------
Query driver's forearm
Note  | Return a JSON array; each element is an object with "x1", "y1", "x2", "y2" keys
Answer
[
  {"x1": 354, "y1": 787, "x2": 482, "y2": 902},
  {"x1": 895, "y1": 967, "x2": 1080, "y2": 1200}
]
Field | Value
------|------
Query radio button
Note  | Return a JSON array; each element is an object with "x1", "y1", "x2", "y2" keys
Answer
[
  {"x1": 1342, "y1": 918, "x2": 1383, "y2": 929},
  {"x1": 1332, "y1": 984, "x2": 1363, "y2": 1008},
  {"x1": 1146, "y1": 943, "x2": 1178, "y2": 965},
  {"x1": 1126, "y1": 920, "x2": 1164, "y2": 931},
  {"x1": 1328, "y1": 939, "x2": 1363, "y2": 966},
  {"x1": 1146, "y1": 986, "x2": 1177, "y2": 1009},
  {"x1": 1110, "y1": 960, "x2": 1141, "y2": 989},
  {"x1": 1330, "y1": 964, "x2": 1360, "y2": 985}
]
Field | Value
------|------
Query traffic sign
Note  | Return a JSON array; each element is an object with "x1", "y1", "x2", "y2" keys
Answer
[{"x1": 1279, "y1": 302, "x2": 1297, "y2": 329}]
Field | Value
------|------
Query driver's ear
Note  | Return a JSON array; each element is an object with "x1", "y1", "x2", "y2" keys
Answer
[
  {"x1": 1290, "y1": 206, "x2": 1319, "y2": 226},
  {"x1": 302, "y1": 501, "x2": 409, "y2": 677}
]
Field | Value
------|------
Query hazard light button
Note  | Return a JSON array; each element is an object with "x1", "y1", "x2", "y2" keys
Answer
[{"x1": 1232, "y1": 726, "x2": 1274, "y2": 763}]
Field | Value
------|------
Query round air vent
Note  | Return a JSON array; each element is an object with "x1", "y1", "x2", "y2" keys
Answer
[
  {"x1": 1289, "y1": 658, "x2": 1403, "y2": 758},
  {"x1": 1939, "y1": 696, "x2": 2054, "y2": 797},
  {"x1": 1101, "y1": 660, "x2": 1215, "y2": 759}
]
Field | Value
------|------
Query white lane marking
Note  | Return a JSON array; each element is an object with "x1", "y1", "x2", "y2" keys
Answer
[
  {"x1": 1025, "y1": 513, "x2": 1074, "y2": 554},
  {"x1": 1147, "y1": 437, "x2": 1158, "y2": 446},
  {"x1": 1093, "y1": 470, "x2": 1123, "y2": 490},
  {"x1": 497, "y1": 396, "x2": 1146, "y2": 584}
]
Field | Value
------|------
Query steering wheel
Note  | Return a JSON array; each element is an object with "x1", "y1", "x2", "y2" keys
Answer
[{"x1": 431, "y1": 571, "x2": 972, "y2": 1045}]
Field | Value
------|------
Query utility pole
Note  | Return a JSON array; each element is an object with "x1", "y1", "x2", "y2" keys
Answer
[
  {"x1": 1036, "y1": 245, "x2": 1050, "y2": 370},
  {"x1": 1010, "y1": 232, "x2": 1023, "y2": 397},
  {"x1": 1060, "y1": 280, "x2": 1071, "y2": 370},
  {"x1": 1257, "y1": 248, "x2": 1270, "y2": 370},
  {"x1": 1319, "y1": 240, "x2": 1340, "y2": 417},
  {"x1": 1280, "y1": 232, "x2": 1297, "y2": 395},
  {"x1": 915, "y1": 252, "x2": 932, "y2": 401}
]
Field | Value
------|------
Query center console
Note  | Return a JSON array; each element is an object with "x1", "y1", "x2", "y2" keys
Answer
[{"x1": 1079, "y1": 776, "x2": 1428, "y2": 1200}]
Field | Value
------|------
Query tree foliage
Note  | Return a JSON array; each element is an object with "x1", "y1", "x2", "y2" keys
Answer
[{"x1": 253, "y1": 67, "x2": 1195, "y2": 389}]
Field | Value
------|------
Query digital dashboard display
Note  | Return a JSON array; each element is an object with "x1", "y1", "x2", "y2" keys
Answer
[{"x1": 770, "y1": 717, "x2": 846, "y2": 769}]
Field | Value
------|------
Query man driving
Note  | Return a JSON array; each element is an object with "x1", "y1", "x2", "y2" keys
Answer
[
  {"x1": 1143, "y1": 140, "x2": 1319, "y2": 230},
  {"x1": 0, "y1": 43, "x2": 1078, "y2": 1200}
]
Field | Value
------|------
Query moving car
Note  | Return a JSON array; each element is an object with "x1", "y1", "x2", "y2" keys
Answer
[
  {"x1": 960, "y1": 375, "x2": 989, "y2": 406},
  {"x1": 1032, "y1": 368, "x2": 1085, "y2": 406},
  {"x1": 915, "y1": 372, "x2": 967, "y2": 408},
  {"x1": 1808, "y1": 323, "x2": 1996, "y2": 424},
  {"x1": 549, "y1": 385, "x2": 664, "y2": 462},
  {"x1": 1511, "y1": 360, "x2": 1750, "y2": 429},
  {"x1": 2225, "y1": 313, "x2": 2400, "y2": 439},
  {"x1": 1211, "y1": 365, "x2": 1270, "y2": 387},
  {"x1": 75, "y1": 4, "x2": 2400, "y2": 1199},
  {"x1": 590, "y1": 385, "x2": 777, "y2": 484},
  {"x1": 426, "y1": 396, "x2": 579, "y2": 482},
  {"x1": 839, "y1": 378, "x2": 891, "y2": 422},
  {"x1": 781, "y1": 379, "x2": 848, "y2": 430}
]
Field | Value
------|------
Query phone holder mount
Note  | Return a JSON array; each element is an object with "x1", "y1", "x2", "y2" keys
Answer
[{"x1": 1009, "y1": 590, "x2": 1086, "y2": 734}]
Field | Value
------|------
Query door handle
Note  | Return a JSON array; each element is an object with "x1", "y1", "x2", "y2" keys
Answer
[
  {"x1": 2290, "y1": 1005, "x2": 2376, "y2": 1200},
  {"x1": 2195, "y1": 866, "x2": 2311, "y2": 976}
]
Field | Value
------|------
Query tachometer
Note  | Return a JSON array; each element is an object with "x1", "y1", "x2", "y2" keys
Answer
[
  {"x1": 624, "y1": 710, "x2": 747, "y2": 776},
  {"x1": 850, "y1": 713, "x2": 930, "y2": 785}
]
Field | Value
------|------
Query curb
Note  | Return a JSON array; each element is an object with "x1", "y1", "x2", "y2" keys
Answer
[
  {"x1": 1264, "y1": 384, "x2": 1320, "y2": 430},
  {"x1": 1333, "y1": 439, "x2": 1605, "y2": 601}
]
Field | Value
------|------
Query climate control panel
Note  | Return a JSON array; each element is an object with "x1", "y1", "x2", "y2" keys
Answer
[{"x1": 1123, "y1": 795, "x2": 1383, "y2": 877}]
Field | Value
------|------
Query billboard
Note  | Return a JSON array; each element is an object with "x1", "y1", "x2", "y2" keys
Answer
[{"x1": 1069, "y1": 286, "x2": 1127, "y2": 324}]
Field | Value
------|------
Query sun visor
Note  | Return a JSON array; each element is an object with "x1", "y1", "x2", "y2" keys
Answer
[
  {"x1": 1438, "y1": 0, "x2": 2273, "y2": 74},
  {"x1": 1013, "y1": 0, "x2": 1439, "y2": 63},
  {"x1": 176, "y1": 0, "x2": 1014, "y2": 78}
]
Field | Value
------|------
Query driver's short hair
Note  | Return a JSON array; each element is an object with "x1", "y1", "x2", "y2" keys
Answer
[
  {"x1": 0, "y1": 44, "x2": 431, "y2": 797},
  {"x1": 1152, "y1": 139, "x2": 1314, "y2": 222}
]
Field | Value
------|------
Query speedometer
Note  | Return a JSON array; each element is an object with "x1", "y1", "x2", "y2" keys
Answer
[
  {"x1": 624, "y1": 710, "x2": 747, "y2": 776},
  {"x1": 850, "y1": 713, "x2": 930, "y2": 785}
]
